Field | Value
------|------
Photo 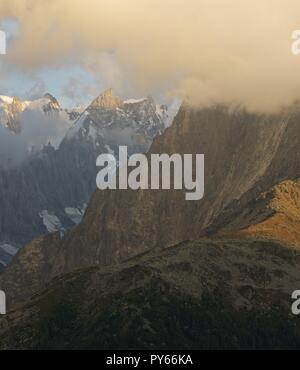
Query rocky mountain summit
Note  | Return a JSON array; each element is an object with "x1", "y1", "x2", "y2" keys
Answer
[
  {"x1": 90, "y1": 88, "x2": 124, "y2": 109},
  {"x1": 39, "y1": 93, "x2": 62, "y2": 115}
]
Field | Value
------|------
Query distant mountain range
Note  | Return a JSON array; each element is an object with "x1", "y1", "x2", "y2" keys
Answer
[{"x1": 0, "y1": 89, "x2": 179, "y2": 271}]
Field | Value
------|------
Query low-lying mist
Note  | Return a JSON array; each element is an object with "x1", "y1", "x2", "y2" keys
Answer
[{"x1": 0, "y1": 110, "x2": 71, "y2": 168}]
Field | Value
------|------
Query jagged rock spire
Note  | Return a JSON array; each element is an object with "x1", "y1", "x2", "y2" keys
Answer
[{"x1": 90, "y1": 88, "x2": 124, "y2": 109}]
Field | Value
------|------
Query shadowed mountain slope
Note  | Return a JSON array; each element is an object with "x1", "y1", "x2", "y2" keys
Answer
[{"x1": 1, "y1": 237, "x2": 300, "y2": 350}]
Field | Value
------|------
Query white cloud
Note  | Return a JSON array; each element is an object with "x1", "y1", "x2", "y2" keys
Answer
[{"x1": 1, "y1": 0, "x2": 300, "y2": 112}]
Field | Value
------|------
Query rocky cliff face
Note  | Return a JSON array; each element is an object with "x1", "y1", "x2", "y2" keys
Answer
[
  {"x1": 2, "y1": 103, "x2": 300, "y2": 349},
  {"x1": 0, "y1": 96, "x2": 27, "y2": 133},
  {"x1": 90, "y1": 88, "x2": 124, "y2": 110},
  {"x1": 45, "y1": 105, "x2": 300, "y2": 274},
  {"x1": 2, "y1": 103, "x2": 300, "y2": 311}
]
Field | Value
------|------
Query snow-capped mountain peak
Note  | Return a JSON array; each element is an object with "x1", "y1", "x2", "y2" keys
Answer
[
  {"x1": 0, "y1": 93, "x2": 76, "y2": 134},
  {"x1": 65, "y1": 89, "x2": 172, "y2": 155},
  {"x1": 40, "y1": 93, "x2": 62, "y2": 113}
]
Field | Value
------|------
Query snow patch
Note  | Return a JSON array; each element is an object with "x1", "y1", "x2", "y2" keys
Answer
[
  {"x1": 0, "y1": 243, "x2": 18, "y2": 256},
  {"x1": 0, "y1": 96, "x2": 13, "y2": 104},
  {"x1": 65, "y1": 207, "x2": 85, "y2": 225},
  {"x1": 124, "y1": 98, "x2": 147, "y2": 105},
  {"x1": 39, "y1": 210, "x2": 62, "y2": 233}
]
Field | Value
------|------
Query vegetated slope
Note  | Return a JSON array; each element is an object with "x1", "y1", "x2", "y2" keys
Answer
[{"x1": 0, "y1": 237, "x2": 300, "y2": 350}]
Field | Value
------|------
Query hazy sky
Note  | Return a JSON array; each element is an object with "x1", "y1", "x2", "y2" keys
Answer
[{"x1": 1, "y1": 0, "x2": 300, "y2": 111}]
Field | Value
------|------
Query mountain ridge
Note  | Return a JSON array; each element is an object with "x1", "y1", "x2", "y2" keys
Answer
[
  {"x1": 218, "y1": 179, "x2": 300, "y2": 246},
  {"x1": 1, "y1": 235, "x2": 300, "y2": 350}
]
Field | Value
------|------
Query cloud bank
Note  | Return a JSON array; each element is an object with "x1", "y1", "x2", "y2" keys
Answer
[
  {"x1": 0, "y1": 109, "x2": 71, "y2": 167},
  {"x1": 1, "y1": 0, "x2": 300, "y2": 112},
  {"x1": 0, "y1": 125, "x2": 27, "y2": 166}
]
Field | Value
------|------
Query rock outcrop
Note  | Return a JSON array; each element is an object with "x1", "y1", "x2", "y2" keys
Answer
[{"x1": 90, "y1": 88, "x2": 124, "y2": 110}]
